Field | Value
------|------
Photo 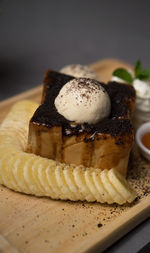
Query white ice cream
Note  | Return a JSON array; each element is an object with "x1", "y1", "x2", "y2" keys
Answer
[
  {"x1": 112, "y1": 73, "x2": 150, "y2": 112},
  {"x1": 111, "y1": 76, "x2": 127, "y2": 83},
  {"x1": 133, "y1": 79, "x2": 150, "y2": 98},
  {"x1": 133, "y1": 79, "x2": 150, "y2": 113},
  {"x1": 54, "y1": 78, "x2": 111, "y2": 124},
  {"x1": 60, "y1": 64, "x2": 99, "y2": 81}
]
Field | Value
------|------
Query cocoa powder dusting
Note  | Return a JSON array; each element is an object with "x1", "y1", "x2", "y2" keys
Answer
[
  {"x1": 70, "y1": 144, "x2": 150, "y2": 232},
  {"x1": 127, "y1": 144, "x2": 150, "y2": 199}
]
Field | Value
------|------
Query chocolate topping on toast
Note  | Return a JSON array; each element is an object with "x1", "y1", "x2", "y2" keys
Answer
[{"x1": 31, "y1": 71, "x2": 135, "y2": 138}]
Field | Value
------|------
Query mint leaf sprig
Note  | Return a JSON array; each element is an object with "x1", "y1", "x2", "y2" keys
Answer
[
  {"x1": 134, "y1": 60, "x2": 150, "y2": 80},
  {"x1": 112, "y1": 60, "x2": 150, "y2": 84},
  {"x1": 113, "y1": 68, "x2": 133, "y2": 84}
]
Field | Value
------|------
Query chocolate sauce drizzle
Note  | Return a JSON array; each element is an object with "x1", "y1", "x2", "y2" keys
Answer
[{"x1": 31, "y1": 71, "x2": 135, "y2": 138}]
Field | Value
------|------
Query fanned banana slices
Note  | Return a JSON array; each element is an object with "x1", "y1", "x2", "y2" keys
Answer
[{"x1": 0, "y1": 100, "x2": 136, "y2": 204}]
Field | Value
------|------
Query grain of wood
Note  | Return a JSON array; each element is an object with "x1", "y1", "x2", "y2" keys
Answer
[{"x1": 0, "y1": 234, "x2": 19, "y2": 253}]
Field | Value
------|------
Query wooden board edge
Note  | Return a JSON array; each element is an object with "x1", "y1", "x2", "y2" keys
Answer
[
  {"x1": 76, "y1": 196, "x2": 150, "y2": 253},
  {"x1": 90, "y1": 58, "x2": 132, "y2": 71},
  {"x1": 90, "y1": 202, "x2": 150, "y2": 252},
  {"x1": 0, "y1": 85, "x2": 42, "y2": 108}
]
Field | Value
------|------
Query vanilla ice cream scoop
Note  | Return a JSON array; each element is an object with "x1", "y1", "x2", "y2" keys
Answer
[
  {"x1": 54, "y1": 78, "x2": 111, "y2": 124},
  {"x1": 60, "y1": 64, "x2": 99, "y2": 81}
]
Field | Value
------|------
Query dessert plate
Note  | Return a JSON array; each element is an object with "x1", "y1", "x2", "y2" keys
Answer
[{"x1": 0, "y1": 59, "x2": 149, "y2": 253}]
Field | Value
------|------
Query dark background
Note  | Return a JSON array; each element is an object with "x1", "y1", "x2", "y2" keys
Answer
[
  {"x1": 1, "y1": 0, "x2": 150, "y2": 100},
  {"x1": 0, "y1": 1, "x2": 150, "y2": 252}
]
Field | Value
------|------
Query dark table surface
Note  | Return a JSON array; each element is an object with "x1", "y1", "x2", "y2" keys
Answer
[{"x1": 0, "y1": 1, "x2": 150, "y2": 252}]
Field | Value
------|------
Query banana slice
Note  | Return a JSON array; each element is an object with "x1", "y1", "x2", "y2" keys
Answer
[
  {"x1": 84, "y1": 169, "x2": 103, "y2": 202},
  {"x1": 38, "y1": 159, "x2": 57, "y2": 198},
  {"x1": 100, "y1": 169, "x2": 125, "y2": 205},
  {"x1": 92, "y1": 171, "x2": 114, "y2": 204},
  {"x1": 0, "y1": 100, "x2": 137, "y2": 204},
  {"x1": 55, "y1": 164, "x2": 76, "y2": 200},
  {"x1": 1, "y1": 152, "x2": 19, "y2": 189},
  {"x1": 23, "y1": 155, "x2": 43, "y2": 195},
  {"x1": 73, "y1": 166, "x2": 95, "y2": 202},
  {"x1": 45, "y1": 162, "x2": 64, "y2": 199},
  {"x1": 108, "y1": 168, "x2": 136, "y2": 203},
  {"x1": 6, "y1": 152, "x2": 21, "y2": 191},
  {"x1": 31, "y1": 156, "x2": 47, "y2": 194},
  {"x1": 13, "y1": 153, "x2": 34, "y2": 194},
  {"x1": 63, "y1": 165, "x2": 85, "y2": 201},
  {"x1": 45, "y1": 166, "x2": 59, "y2": 199}
]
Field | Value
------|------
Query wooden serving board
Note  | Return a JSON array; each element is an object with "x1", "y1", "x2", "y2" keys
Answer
[{"x1": 0, "y1": 59, "x2": 150, "y2": 253}]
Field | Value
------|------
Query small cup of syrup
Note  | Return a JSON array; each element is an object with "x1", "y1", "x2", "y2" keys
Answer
[{"x1": 136, "y1": 122, "x2": 150, "y2": 161}]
